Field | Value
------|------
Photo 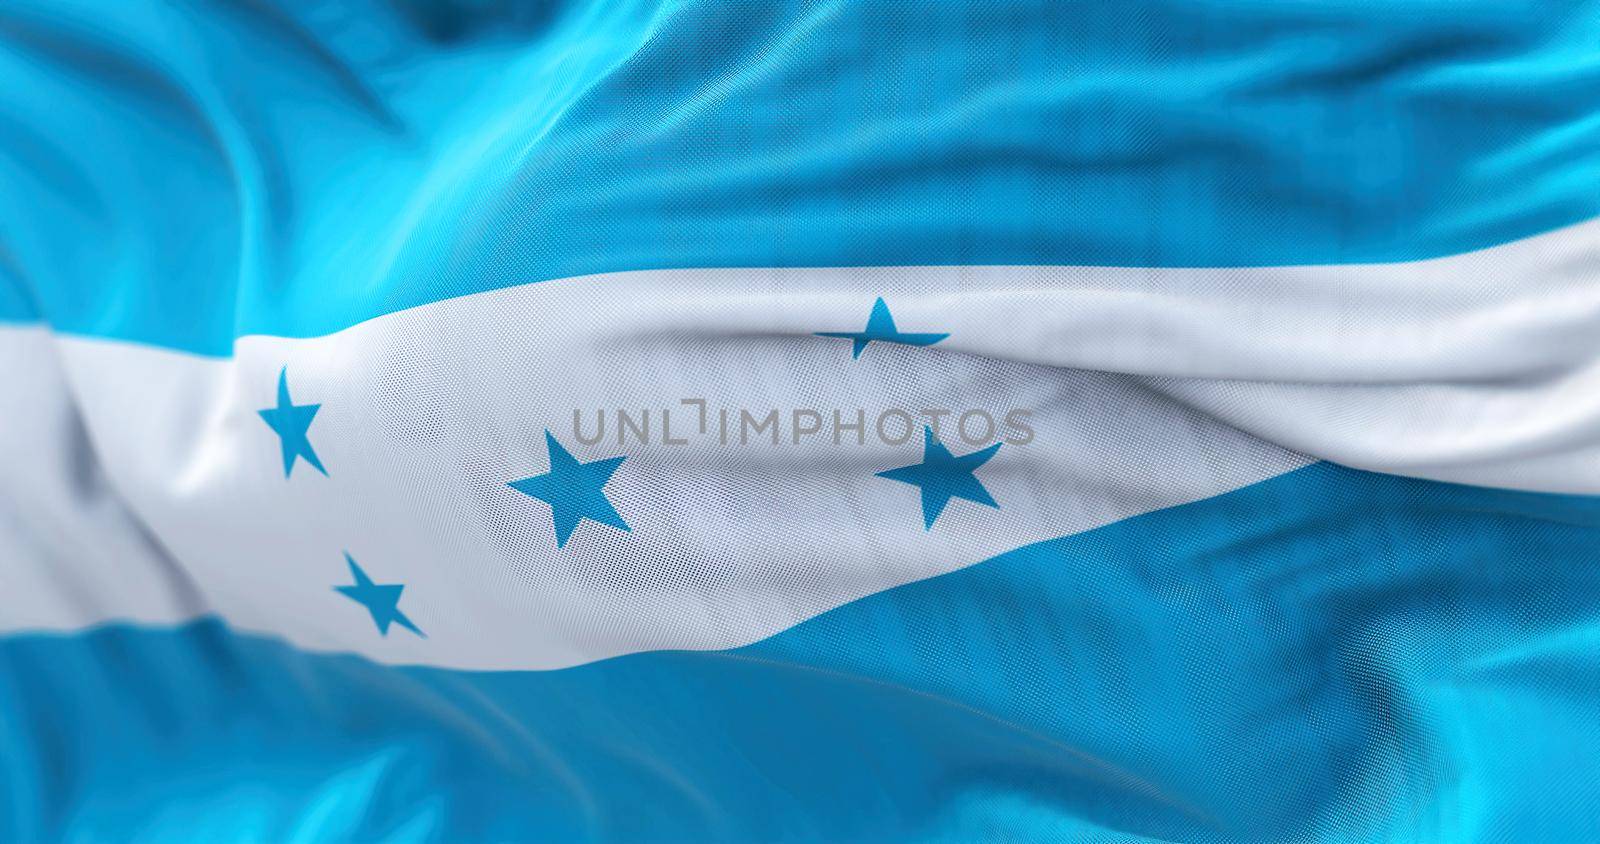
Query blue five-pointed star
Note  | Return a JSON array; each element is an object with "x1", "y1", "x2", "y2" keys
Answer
[
  {"x1": 335, "y1": 553, "x2": 424, "y2": 637},
  {"x1": 509, "y1": 431, "x2": 629, "y2": 548},
  {"x1": 258, "y1": 367, "x2": 326, "y2": 477},
  {"x1": 877, "y1": 427, "x2": 1001, "y2": 529},
  {"x1": 816, "y1": 297, "x2": 950, "y2": 359}
]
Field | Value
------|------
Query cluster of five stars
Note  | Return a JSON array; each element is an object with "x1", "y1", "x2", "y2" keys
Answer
[{"x1": 260, "y1": 298, "x2": 1000, "y2": 639}]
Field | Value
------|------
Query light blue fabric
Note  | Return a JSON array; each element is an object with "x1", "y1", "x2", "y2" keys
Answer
[
  {"x1": 5, "y1": 3, "x2": 1600, "y2": 840},
  {"x1": 2, "y1": 1, "x2": 1599, "y2": 352},
  {"x1": 5, "y1": 464, "x2": 1600, "y2": 841}
]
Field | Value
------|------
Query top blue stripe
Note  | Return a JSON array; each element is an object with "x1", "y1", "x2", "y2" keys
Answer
[{"x1": 2, "y1": 1, "x2": 1599, "y2": 354}]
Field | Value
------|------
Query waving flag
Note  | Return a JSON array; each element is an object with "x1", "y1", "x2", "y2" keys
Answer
[{"x1": 3, "y1": 1, "x2": 1600, "y2": 840}]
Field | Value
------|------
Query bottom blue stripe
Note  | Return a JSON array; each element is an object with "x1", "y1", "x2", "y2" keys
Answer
[{"x1": 5, "y1": 463, "x2": 1600, "y2": 842}]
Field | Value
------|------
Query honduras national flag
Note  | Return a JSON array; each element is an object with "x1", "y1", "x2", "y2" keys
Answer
[{"x1": 4, "y1": 2, "x2": 1600, "y2": 841}]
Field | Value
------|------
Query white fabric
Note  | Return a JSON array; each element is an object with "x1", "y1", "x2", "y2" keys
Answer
[{"x1": 2, "y1": 217, "x2": 1596, "y2": 668}]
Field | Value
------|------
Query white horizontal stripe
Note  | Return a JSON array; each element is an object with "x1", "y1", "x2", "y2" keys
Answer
[
  {"x1": 4, "y1": 217, "x2": 1597, "y2": 667},
  {"x1": 0, "y1": 329, "x2": 207, "y2": 631},
  {"x1": 1, "y1": 302, "x2": 1301, "y2": 668}
]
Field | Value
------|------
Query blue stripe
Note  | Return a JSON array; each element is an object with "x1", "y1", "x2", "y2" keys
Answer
[
  {"x1": 6, "y1": 463, "x2": 1600, "y2": 841},
  {"x1": 0, "y1": 253, "x2": 36, "y2": 324},
  {"x1": 1, "y1": 2, "x2": 1598, "y2": 352}
]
